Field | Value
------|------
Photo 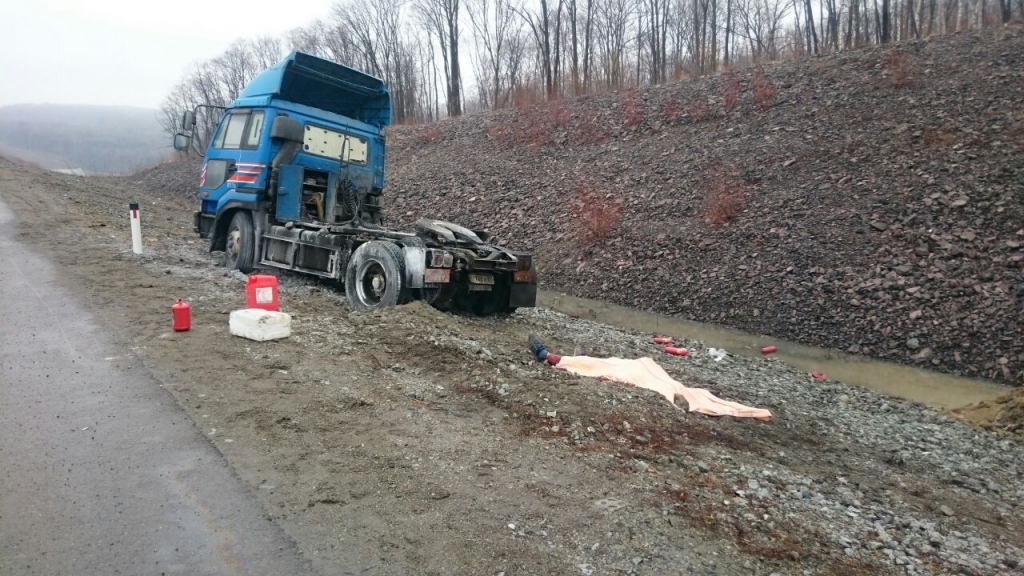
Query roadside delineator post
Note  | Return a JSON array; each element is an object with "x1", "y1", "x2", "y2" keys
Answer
[{"x1": 129, "y1": 202, "x2": 142, "y2": 254}]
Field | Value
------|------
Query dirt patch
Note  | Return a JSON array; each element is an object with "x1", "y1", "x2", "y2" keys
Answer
[{"x1": 951, "y1": 388, "x2": 1024, "y2": 438}]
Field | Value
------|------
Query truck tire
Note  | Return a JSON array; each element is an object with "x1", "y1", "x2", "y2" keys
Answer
[
  {"x1": 345, "y1": 241, "x2": 407, "y2": 311},
  {"x1": 225, "y1": 211, "x2": 256, "y2": 273}
]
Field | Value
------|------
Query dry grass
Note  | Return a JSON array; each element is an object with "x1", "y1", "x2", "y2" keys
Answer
[
  {"x1": 887, "y1": 53, "x2": 913, "y2": 87},
  {"x1": 487, "y1": 122, "x2": 514, "y2": 148},
  {"x1": 662, "y1": 94, "x2": 681, "y2": 124},
  {"x1": 416, "y1": 122, "x2": 446, "y2": 144},
  {"x1": 575, "y1": 114, "x2": 610, "y2": 144},
  {"x1": 549, "y1": 99, "x2": 569, "y2": 129},
  {"x1": 722, "y1": 72, "x2": 740, "y2": 112},
  {"x1": 690, "y1": 93, "x2": 710, "y2": 123},
  {"x1": 621, "y1": 89, "x2": 644, "y2": 128},
  {"x1": 512, "y1": 86, "x2": 544, "y2": 109},
  {"x1": 1009, "y1": 123, "x2": 1024, "y2": 148},
  {"x1": 572, "y1": 183, "x2": 622, "y2": 244},
  {"x1": 752, "y1": 69, "x2": 775, "y2": 110},
  {"x1": 524, "y1": 118, "x2": 554, "y2": 151},
  {"x1": 703, "y1": 171, "x2": 748, "y2": 227},
  {"x1": 920, "y1": 126, "x2": 956, "y2": 149}
]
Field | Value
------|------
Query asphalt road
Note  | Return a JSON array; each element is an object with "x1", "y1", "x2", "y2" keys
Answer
[{"x1": 0, "y1": 197, "x2": 313, "y2": 575}]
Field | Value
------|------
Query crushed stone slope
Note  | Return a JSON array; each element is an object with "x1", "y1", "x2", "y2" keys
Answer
[{"x1": 383, "y1": 28, "x2": 1024, "y2": 385}]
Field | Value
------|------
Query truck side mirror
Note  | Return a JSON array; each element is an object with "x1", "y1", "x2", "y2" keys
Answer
[
  {"x1": 270, "y1": 116, "x2": 304, "y2": 143},
  {"x1": 173, "y1": 133, "x2": 191, "y2": 152},
  {"x1": 182, "y1": 111, "x2": 196, "y2": 130}
]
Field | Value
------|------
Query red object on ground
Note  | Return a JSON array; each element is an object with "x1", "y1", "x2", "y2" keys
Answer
[
  {"x1": 171, "y1": 298, "x2": 191, "y2": 332},
  {"x1": 653, "y1": 336, "x2": 674, "y2": 345},
  {"x1": 546, "y1": 353, "x2": 562, "y2": 365},
  {"x1": 811, "y1": 371, "x2": 827, "y2": 381},
  {"x1": 760, "y1": 345, "x2": 777, "y2": 355},
  {"x1": 664, "y1": 347, "x2": 689, "y2": 357},
  {"x1": 246, "y1": 274, "x2": 280, "y2": 311}
]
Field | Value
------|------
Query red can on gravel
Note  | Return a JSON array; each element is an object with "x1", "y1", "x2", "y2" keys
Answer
[
  {"x1": 653, "y1": 336, "x2": 674, "y2": 345},
  {"x1": 171, "y1": 298, "x2": 191, "y2": 332},
  {"x1": 664, "y1": 347, "x2": 688, "y2": 357},
  {"x1": 761, "y1": 345, "x2": 777, "y2": 355},
  {"x1": 246, "y1": 274, "x2": 280, "y2": 311}
]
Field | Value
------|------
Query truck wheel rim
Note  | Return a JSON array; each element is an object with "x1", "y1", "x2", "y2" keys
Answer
[
  {"x1": 226, "y1": 228, "x2": 240, "y2": 261},
  {"x1": 356, "y1": 260, "x2": 386, "y2": 305}
]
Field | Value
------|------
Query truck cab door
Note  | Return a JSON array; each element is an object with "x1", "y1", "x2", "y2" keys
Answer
[
  {"x1": 199, "y1": 109, "x2": 267, "y2": 210},
  {"x1": 275, "y1": 165, "x2": 304, "y2": 221}
]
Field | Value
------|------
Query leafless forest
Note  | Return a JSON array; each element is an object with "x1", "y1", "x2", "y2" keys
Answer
[{"x1": 161, "y1": 0, "x2": 1021, "y2": 142}]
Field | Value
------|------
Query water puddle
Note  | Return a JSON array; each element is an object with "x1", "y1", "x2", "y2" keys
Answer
[{"x1": 538, "y1": 290, "x2": 1008, "y2": 410}]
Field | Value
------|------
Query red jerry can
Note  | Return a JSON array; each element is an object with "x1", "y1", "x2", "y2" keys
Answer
[
  {"x1": 664, "y1": 347, "x2": 689, "y2": 357},
  {"x1": 653, "y1": 336, "x2": 675, "y2": 345},
  {"x1": 171, "y1": 298, "x2": 191, "y2": 332},
  {"x1": 246, "y1": 274, "x2": 280, "y2": 311}
]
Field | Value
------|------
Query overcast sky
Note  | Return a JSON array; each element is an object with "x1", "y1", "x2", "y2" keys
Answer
[{"x1": 0, "y1": 0, "x2": 335, "y2": 109}]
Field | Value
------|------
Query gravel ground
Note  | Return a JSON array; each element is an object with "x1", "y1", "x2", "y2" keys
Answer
[{"x1": 2, "y1": 157, "x2": 1022, "y2": 575}]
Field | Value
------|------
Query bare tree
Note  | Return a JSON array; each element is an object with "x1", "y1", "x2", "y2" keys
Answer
[
  {"x1": 517, "y1": 0, "x2": 564, "y2": 99},
  {"x1": 594, "y1": 0, "x2": 635, "y2": 90},
  {"x1": 668, "y1": 0, "x2": 696, "y2": 75},
  {"x1": 414, "y1": 0, "x2": 463, "y2": 116},
  {"x1": 736, "y1": 0, "x2": 791, "y2": 61},
  {"x1": 644, "y1": 0, "x2": 671, "y2": 83},
  {"x1": 467, "y1": 0, "x2": 524, "y2": 108},
  {"x1": 333, "y1": 0, "x2": 426, "y2": 122}
]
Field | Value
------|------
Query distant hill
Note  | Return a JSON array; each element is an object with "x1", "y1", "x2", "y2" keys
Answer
[{"x1": 0, "y1": 104, "x2": 171, "y2": 175}]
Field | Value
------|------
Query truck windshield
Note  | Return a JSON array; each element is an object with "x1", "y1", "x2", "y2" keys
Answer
[{"x1": 212, "y1": 110, "x2": 265, "y2": 150}]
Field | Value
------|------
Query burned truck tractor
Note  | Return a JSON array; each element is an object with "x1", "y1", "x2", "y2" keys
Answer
[{"x1": 173, "y1": 51, "x2": 536, "y2": 314}]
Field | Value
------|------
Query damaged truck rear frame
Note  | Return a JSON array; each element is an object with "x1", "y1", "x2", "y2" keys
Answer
[{"x1": 173, "y1": 52, "x2": 536, "y2": 314}]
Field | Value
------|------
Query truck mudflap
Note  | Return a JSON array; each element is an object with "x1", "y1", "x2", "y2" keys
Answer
[
  {"x1": 194, "y1": 211, "x2": 215, "y2": 238},
  {"x1": 510, "y1": 281, "x2": 537, "y2": 308},
  {"x1": 509, "y1": 258, "x2": 538, "y2": 308}
]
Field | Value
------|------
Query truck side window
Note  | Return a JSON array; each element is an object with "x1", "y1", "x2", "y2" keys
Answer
[
  {"x1": 245, "y1": 112, "x2": 265, "y2": 148},
  {"x1": 215, "y1": 112, "x2": 249, "y2": 150},
  {"x1": 303, "y1": 124, "x2": 369, "y2": 165}
]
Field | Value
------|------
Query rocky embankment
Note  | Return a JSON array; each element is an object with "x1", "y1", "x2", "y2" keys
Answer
[{"x1": 384, "y1": 27, "x2": 1024, "y2": 385}]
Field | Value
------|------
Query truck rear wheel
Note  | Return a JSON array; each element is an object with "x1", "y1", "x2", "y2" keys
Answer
[
  {"x1": 225, "y1": 211, "x2": 255, "y2": 273},
  {"x1": 345, "y1": 241, "x2": 407, "y2": 311}
]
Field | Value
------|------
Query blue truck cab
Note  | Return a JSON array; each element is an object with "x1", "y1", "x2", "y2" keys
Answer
[{"x1": 174, "y1": 51, "x2": 536, "y2": 314}]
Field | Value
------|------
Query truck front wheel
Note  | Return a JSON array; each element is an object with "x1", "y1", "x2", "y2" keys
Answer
[
  {"x1": 225, "y1": 211, "x2": 256, "y2": 273},
  {"x1": 345, "y1": 241, "x2": 407, "y2": 311}
]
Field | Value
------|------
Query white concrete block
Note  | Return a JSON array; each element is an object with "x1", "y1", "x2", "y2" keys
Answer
[{"x1": 229, "y1": 309, "x2": 292, "y2": 341}]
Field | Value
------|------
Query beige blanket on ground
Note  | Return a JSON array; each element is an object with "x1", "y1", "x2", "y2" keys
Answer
[{"x1": 554, "y1": 355, "x2": 773, "y2": 421}]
